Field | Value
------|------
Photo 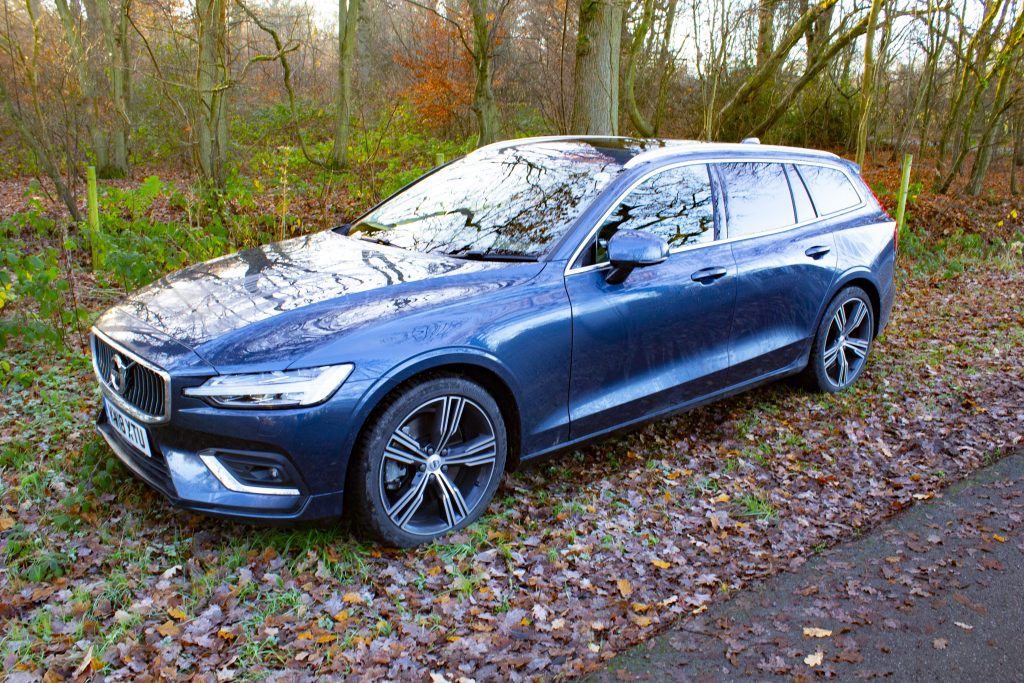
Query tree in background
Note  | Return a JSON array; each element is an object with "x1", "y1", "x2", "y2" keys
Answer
[
  {"x1": 714, "y1": 0, "x2": 841, "y2": 138},
  {"x1": 195, "y1": 0, "x2": 229, "y2": 187},
  {"x1": 466, "y1": 0, "x2": 506, "y2": 145},
  {"x1": 854, "y1": 0, "x2": 885, "y2": 167},
  {"x1": 330, "y1": 0, "x2": 360, "y2": 168},
  {"x1": 936, "y1": 0, "x2": 1024, "y2": 194},
  {"x1": 571, "y1": 0, "x2": 622, "y2": 135},
  {"x1": 54, "y1": 0, "x2": 133, "y2": 179},
  {"x1": 404, "y1": 0, "x2": 511, "y2": 146},
  {"x1": 0, "y1": 1, "x2": 82, "y2": 219},
  {"x1": 623, "y1": 0, "x2": 678, "y2": 137},
  {"x1": 1, "y1": 0, "x2": 1023, "y2": 210},
  {"x1": 394, "y1": 10, "x2": 476, "y2": 136}
]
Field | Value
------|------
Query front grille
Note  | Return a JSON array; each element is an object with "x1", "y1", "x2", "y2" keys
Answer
[{"x1": 92, "y1": 333, "x2": 168, "y2": 419}]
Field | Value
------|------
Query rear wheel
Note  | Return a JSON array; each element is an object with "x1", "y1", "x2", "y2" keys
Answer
[
  {"x1": 349, "y1": 376, "x2": 507, "y2": 547},
  {"x1": 802, "y1": 286, "x2": 875, "y2": 393}
]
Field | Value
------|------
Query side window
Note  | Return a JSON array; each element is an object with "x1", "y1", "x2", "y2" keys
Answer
[
  {"x1": 719, "y1": 162, "x2": 796, "y2": 238},
  {"x1": 785, "y1": 164, "x2": 816, "y2": 222},
  {"x1": 795, "y1": 165, "x2": 861, "y2": 216},
  {"x1": 590, "y1": 164, "x2": 715, "y2": 264}
]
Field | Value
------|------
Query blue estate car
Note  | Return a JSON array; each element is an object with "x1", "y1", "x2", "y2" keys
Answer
[{"x1": 91, "y1": 136, "x2": 896, "y2": 546}]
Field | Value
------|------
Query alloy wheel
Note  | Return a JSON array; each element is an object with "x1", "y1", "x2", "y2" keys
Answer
[
  {"x1": 822, "y1": 297, "x2": 872, "y2": 388},
  {"x1": 378, "y1": 395, "x2": 498, "y2": 537}
]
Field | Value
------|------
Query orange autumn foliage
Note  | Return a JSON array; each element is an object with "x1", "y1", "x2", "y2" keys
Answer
[{"x1": 394, "y1": 14, "x2": 474, "y2": 131}]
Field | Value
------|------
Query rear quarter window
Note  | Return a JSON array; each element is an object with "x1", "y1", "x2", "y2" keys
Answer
[{"x1": 795, "y1": 165, "x2": 862, "y2": 216}]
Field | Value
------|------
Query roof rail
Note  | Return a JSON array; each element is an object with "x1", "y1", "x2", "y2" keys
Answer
[
  {"x1": 622, "y1": 140, "x2": 704, "y2": 168},
  {"x1": 469, "y1": 135, "x2": 633, "y2": 157},
  {"x1": 741, "y1": 137, "x2": 761, "y2": 144},
  {"x1": 624, "y1": 140, "x2": 842, "y2": 168}
]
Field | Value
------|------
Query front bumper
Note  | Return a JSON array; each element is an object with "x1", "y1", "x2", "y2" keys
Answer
[{"x1": 97, "y1": 404, "x2": 345, "y2": 523}]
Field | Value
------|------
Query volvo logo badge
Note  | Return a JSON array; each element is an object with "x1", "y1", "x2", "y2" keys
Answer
[{"x1": 109, "y1": 354, "x2": 132, "y2": 395}]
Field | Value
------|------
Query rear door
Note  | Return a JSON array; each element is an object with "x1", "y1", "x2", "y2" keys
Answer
[
  {"x1": 564, "y1": 163, "x2": 737, "y2": 438},
  {"x1": 718, "y1": 161, "x2": 841, "y2": 382}
]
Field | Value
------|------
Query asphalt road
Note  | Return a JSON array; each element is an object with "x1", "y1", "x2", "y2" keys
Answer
[{"x1": 591, "y1": 453, "x2": 1024, "y2": 682}]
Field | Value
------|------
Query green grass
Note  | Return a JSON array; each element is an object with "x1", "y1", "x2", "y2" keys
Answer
[
  {"x1": 735, "y1": 493, "x2": 779, "y2": 521},
  {"x1": 688, "y1": 476, "x2": 721, "y2": 497}
]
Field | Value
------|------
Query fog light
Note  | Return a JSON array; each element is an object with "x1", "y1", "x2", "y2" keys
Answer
[
  {"x1": 224, "y1": 460, "x2": 286, "y2": 485},
  {"x1": 199, "y1": 450, "x2": 300, "y2": 497}
]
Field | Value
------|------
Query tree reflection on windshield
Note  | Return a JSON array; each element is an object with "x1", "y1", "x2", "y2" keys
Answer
[{"x1": 353, "y1": 141, "x2": 626, "y2": 258}]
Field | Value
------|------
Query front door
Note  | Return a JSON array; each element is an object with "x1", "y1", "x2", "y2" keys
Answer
[{"x1": 565, "y1": 163, "x2": 737, "y2": 438}]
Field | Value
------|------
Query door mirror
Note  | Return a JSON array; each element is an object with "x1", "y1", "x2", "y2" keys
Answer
[{"x1": 605, "y1": 230, "x2": 669, "y2": 284}]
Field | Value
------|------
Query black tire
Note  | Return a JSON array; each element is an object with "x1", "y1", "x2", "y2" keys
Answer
[
  {"x1": 801, "y1": 286, "x2": 875, "y2": 393},
  {"x1": 348, "y1": 376, "x2": 507, "y2": 547}
]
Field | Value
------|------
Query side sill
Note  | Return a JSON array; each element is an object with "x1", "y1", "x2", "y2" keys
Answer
[{"x1": 520, "y1": 359, "x2": 806, "y2": 465}]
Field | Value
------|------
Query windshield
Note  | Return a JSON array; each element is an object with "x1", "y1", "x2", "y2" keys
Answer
[{"x1": 351, "y1": 142, "x2": 625, "y2": 258}]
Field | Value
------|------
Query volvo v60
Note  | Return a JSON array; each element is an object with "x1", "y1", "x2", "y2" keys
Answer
[{"x1": 91, "y1": 136, "x2": 896, "y2": 546}]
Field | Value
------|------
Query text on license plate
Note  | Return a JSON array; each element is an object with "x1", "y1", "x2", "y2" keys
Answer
[{"x1": 105, "y1": 398, "x2": 152, "y2": 457}]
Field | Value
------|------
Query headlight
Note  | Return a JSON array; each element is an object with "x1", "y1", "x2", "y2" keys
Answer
[{"x1": 183, "y1": 364, "x2": 353, "y2": 408}]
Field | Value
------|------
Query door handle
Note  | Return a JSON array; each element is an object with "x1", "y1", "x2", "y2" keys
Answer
[
  {"x1": 691, "y1": 266, "x2": 728, "y2": 284},
  {"x1": 805, "y1": 245, "x2": 831, "y2": 260}
]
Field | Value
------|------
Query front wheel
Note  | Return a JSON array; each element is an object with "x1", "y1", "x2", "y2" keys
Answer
[
  {"x1": 802, "y1": 286, "x2": 875, "y2": 393},
  {"x1": 348, "y1": 376, "x2": 507, "y2": 547}
]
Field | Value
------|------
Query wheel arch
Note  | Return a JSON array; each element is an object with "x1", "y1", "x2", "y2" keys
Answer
[
  {"x1": 341, "y1": 351, "x2": 524, "y2": 500},
  {"x1": 822, "y1": 270, "x2": 883, "y2": 339}
]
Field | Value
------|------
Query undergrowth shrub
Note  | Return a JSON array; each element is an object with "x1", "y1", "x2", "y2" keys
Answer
[{"x1": 0, "y1": 203, "x2": 89, "y2": 348}]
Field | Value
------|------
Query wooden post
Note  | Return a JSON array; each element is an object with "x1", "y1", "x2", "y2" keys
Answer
[
  {"x1": 895, "y1": 153, "x2": 913, "y2": 235},
  {"x1": 87, "y1": 165, "x2": 103, "y2": 270}
]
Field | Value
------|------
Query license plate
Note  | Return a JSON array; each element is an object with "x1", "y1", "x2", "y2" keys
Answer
[{"x1": 105, "y1": 398, "x2": 152, "y2": 458}]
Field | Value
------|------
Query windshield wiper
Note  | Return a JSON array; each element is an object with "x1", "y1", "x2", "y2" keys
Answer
[
  {"x1": 448, "y1": 250, "x2": 538, "y2": 262},
  {"x1": 353, "y1": 233, "x2": 395, "y2": 247}
]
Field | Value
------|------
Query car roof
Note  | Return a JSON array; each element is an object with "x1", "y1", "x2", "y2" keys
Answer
[{"x1": 472, "y1": 135, "x2": 845, "y2": 170}]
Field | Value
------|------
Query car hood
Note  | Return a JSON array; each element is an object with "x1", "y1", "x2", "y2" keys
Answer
[{"x1": 100, "y1": 231, "x2": 532, "y2": 365}]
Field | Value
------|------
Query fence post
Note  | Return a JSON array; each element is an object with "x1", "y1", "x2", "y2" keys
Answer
[
  {"x1": 434, "y1": 152, "x2": 445, "y2": 167},
  {"x1": 87, "y1": 165, "x2": 103, "y2": 270},
  {"x1": 895, "y1": 153, "x2": 913, "y2": 235}
]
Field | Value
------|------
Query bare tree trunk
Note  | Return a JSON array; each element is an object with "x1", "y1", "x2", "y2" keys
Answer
[
  {"x1": 571, "y1": 0, "x2": 623, "y2": 135},
  {"x1": 55, "y1": 0, "x2": 132, "y2": 178},
  {"x1": 905, "y1": 0, "x2": 945, "y2": 161},
  {"x1": 855, "y1": 0, "x2": 885, "y2": 167},
  {"x1": 1012, "y1": 111, "x2": 1023, "y2": 195},
  {"x1": 867, "y1": 10, "x2": 894, "y2": 161},
  {"x1": 196, "y1": 0, "x2": 229, "y2": 187},
  {"x1": 756, "y1": 0, "x2": 776, "y2": 69},
  {"x1": 715, "y1": 0, "x2": 840, "y2": 133},
  {"x1": 402, "y1": 0, "x2": 507, "y2": 146},
  {"x1": 749, "y1": 14, "x2": 869, "y2": 138},
  {"x1": 935, "y1": 0, "x2": 1003, "y2": 170},
  {"x1": 625, "y1": 0, "x2": 678, "y2": 136},
  {"x1": 54, "y1": 0, "x2": 106, "y2": 171},
  {"x1": 890, "y1": 0, "x2": 941, "y2": 162},
  {"x1": 651, "y1": 0, "x2": 678, "y2": 134},
  {"x1": 966, "y1": 53, "x2": 1018, "y2": 195},
  {"x1": 936, "y1": 4, "x2": 1024, "y2": 193},
  {"x1": 468, "y1": 0, "x2": 501, "y2": 146},
  {"x1": 107, "y1": 0, "x2": 132, "y2": 176},
  {"x1": 754, "y1": 0, "x2": 779, "y2": 115},
  {"x1": 804, "y1": 0, "x2": 835, "y2": 65},
  {"x1": 330, "y1": 0, "x2": 360, "y2": 168},
  {"x1": 624, "y1": 0, "x2": 655, "y2": 136}
]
